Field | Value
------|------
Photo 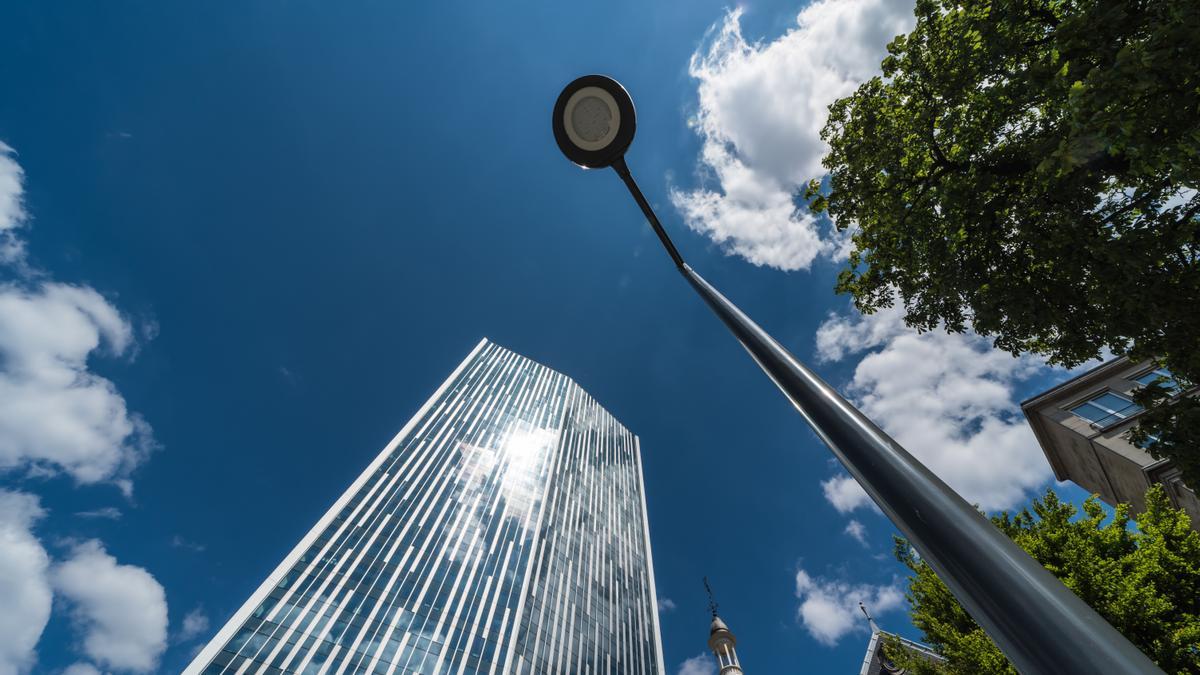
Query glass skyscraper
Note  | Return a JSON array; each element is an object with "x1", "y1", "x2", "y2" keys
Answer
[{"x1": 186, "y1": 339, "x2": 666, "y2": 675}]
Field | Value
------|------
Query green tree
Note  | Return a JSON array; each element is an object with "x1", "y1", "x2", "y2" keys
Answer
[
  {"x1": 888, "y1": 486, "x2": 1200, "y2": 674},
  {"x1": 810, "y1": 0, "x2": 1200, "y2": 483}
]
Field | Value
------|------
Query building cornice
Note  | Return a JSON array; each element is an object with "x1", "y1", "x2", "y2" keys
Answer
[{"x1": 1019, "y1": 356, "x2": 1131, "y2": 411}]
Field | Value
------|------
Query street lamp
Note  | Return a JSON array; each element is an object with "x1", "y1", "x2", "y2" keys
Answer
[{"x1": 552, "y1": 74, "x2": 1162, "y2": 675}]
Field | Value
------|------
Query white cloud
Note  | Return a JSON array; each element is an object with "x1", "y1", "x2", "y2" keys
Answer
[
  {"x1": 814, "y1": 305, "x2": 907, "y2": 363},
  {"x1": 794, "y1": 568, "x2": 902, "y2": 646},
  {"x1": 815, "y1": 304, "x2": 1052, "y2": 512},
  {"x1": 672, "y1": 1, "x2": 915, "y2": 270},
  {"x1": 0, "y1": 490, "x2": 52, "y2": 675},
  {"x1": 657, "y1": 597, "x2": 677, "y2": 613},
  {"x1": 844, "y1": 519, "x2": 868, "y2": 546},
  {"x1": 821, "y1": 474, "x2": 873, "y2": 514},
  {"x1": 53, "y1": 540, "x2": 168, "y2": 673},
  {"x1": 0, "y1": 142, "x2": 27, "y2": 266},
  {"x1": 177, "y1": 607, "x2": 209, "y2": 643},
  {"x1": 75, "y1": 507, "x2": 122, "y2": 521},
  {"x1": 0, "y1": 146, "x2": 155, "y2": 495},
  {"x1": 677, "y1": 652, "x2": 717, "y2": 675},
  {"x1": 170, "y1": 535, "x2": 205, "y2": 553},
  {"x1": 0, "y1": 145, "x2": 165, "y2": 674},
  {"x1": 0, "y1": 283, "x2": 154, "y2": 492}
]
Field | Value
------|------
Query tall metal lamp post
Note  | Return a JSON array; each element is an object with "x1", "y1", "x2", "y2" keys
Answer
[{"x1": 552, "y1": 74, "x2": 1162, "y2": 675}]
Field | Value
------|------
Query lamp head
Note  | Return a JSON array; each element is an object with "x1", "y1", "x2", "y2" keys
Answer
[{"x1": 552, "y1": 74, "x2": 636, "y2": 169}]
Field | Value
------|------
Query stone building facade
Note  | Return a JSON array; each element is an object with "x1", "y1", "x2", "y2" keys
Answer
[{"x1": 1021, "y1": 356, "x2": 1199, "y2": 527}]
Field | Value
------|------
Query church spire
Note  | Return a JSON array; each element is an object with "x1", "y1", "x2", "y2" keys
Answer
[
  {"x1": 704, "y1": 576, "x2": 719, "y2": 617},
  {"x1": 860, "y1": 601, "x2": 881, "y2": 634},
  {"x1": 704, "y1": 578, "x2": 744, "y2": 674}
]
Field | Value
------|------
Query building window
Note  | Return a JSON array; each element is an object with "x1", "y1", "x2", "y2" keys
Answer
[
  {"x1": 1134, "y1": 367, "x2": 1180, "y2": 394},
  {"x1": 1132, "y1": 432, "x2": 1160, "y2": 449},
  {"x1": 1069, "y1": 391, "x2": 1142, "y2": 426}
]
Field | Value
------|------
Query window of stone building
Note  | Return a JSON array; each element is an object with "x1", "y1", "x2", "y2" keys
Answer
[
  {"x1": 1133, "y1": 367, "x2": 1180, "y2": 394},
  {"x1": 1069, "y1": 391, "x2": 1141, "y2": 426}
]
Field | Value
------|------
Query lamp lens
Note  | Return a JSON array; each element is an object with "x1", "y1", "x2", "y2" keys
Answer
[{"x1": 570, "y1": 96, "x2": 613, "y2": 144}]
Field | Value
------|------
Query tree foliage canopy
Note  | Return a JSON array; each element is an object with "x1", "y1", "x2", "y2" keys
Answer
[
  {"x1": 812, "y1": 0, "x2": 1199, "y2": 480},
  {"x1": 890, "y1": 486, "x2": 1200, "y2": 674}
]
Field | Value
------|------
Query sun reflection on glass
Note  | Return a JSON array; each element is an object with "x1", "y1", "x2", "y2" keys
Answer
[{"x1": 499, "y1": 426, "x2": 558, "y2": 518}]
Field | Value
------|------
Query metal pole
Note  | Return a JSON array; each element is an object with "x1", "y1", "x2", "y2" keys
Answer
[{"x1": 611, "y1": 160, "x2": 1163, "y2": 675}]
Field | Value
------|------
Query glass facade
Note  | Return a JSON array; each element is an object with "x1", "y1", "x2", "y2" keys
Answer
[{"x1": 186, "y1": 339, "x2": 665, "y2": 675}]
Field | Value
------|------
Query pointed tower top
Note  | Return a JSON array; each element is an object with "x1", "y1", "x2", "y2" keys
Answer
[
  {"x1": 859, "y1": 601, "x2": 881, "y2": 634},
  {"x1": 703, "y1": 577, "x2": 719, "y2": 618},
  {"x1": 704, "y1": 578, "x2": 743, "y2": 673}
]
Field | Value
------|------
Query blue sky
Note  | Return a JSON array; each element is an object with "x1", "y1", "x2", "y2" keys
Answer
[{"x1": 0, "y1": 1, "x2": 1093, "y2": 673}]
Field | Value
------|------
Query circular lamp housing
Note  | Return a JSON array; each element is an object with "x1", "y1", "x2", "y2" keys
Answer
[{"x1": 553, "y1": 75, "x2": 636, "y2": 169}]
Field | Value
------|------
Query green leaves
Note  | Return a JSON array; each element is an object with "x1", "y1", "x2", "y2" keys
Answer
[
  {"x1": 803, "y1": 178, "x2": 828, "y2": 214},
  {"x1": 818, "y1": 0, "x2": 1200, "y2": 487},
  {"x1": 893, "y1": 486, "x2": 1200, "y2": 673}
]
